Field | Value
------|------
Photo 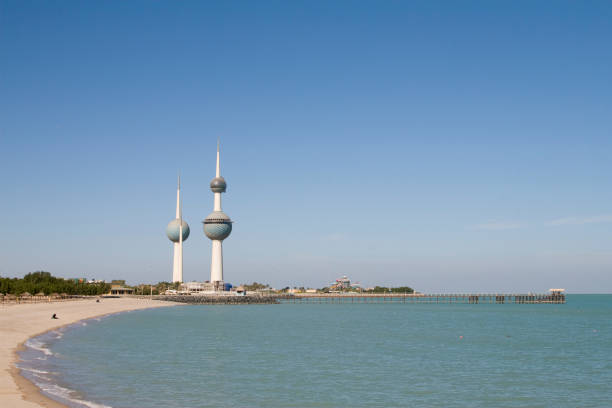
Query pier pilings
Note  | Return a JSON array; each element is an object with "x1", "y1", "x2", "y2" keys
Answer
[{"x1": 282, "y1": 293, "x2": 565, "y2": 304}]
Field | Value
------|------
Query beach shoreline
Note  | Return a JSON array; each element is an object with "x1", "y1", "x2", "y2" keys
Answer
[{"x1": 1, "y1": 298, "x2": 178, "y2": 408}]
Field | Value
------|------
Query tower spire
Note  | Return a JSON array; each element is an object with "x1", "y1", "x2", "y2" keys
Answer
[
  {"x1": 175, "y1": 173, "x2": 181, "y2": 219},
  {"x1": 167, "y1": 173, "x2": 190, "y2": 284},
  {"x1": 216, "y1": 138, "x2": 220, "y2": 178},
  {"x1": 178, "y1": 174, "x2": 183, "y2": 283},
  {"x1": 178, "y1": 172, "x2": 183, "y2": 222}
]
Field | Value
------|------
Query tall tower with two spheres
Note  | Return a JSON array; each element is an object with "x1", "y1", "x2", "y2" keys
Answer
[
  {"x1": 166, "y1": 176, "x2": 190, "y2": 283},
  {"x1": 203, "y1": 142, "x2": 233, "y2": 289}
]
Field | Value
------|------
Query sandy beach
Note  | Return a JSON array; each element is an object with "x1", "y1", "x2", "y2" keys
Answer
[{"x1": 0, "y1": 297, "x2": 178, "y2": 408}]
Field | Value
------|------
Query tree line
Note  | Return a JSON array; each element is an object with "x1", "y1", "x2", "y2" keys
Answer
[
  {"x1": 318, "y1": 286, "x2": 414, "y2": 293},
  {"x1": 241, "y1": 282, "x2": 271, "y2": 291},
  {"x1": 0, "y1": 271, "x2": 110, "y2": 296},
  {"x1": 365, "y1": 286, "x2": 414, "y2": 294}
]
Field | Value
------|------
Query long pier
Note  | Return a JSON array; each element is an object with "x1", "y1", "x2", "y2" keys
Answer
[{"x1": 282, "y1": 292, "x2": 565, "y2": 304}]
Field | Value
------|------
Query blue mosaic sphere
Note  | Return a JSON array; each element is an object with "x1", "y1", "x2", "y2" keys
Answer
[
  {"x1": 166, "y1": 219, "x2": 190, "y2": 243},
  {"x1": 203, "y1": 211, "x2": 232, "y2": 240}
]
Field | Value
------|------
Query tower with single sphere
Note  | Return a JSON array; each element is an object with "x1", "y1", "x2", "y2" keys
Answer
[
  {"x1": 167, "y1": 176, "x2": 189, "y2": 283},
  {"x1": 203, "y1": 142, "x2": 232, "y2": 288}
]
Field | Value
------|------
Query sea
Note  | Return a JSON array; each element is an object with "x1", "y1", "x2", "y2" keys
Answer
[{"x1": 17, "y1": 295, "x2": 612, "y2": 408}]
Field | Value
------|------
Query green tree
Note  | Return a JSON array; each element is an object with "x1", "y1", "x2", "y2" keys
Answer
[
  {"x1": 242, "y1": 282, "x2": 271, "y2": 291},
  {"x1": 0, "y1": 271, "x2": 111, "y2": 296}
]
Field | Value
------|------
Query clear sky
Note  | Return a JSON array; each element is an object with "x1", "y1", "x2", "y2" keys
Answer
[{"x1": 1, "y1": 1, "x2": 611, "y2": 292}]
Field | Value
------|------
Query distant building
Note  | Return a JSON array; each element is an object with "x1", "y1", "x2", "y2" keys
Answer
[
  {"x1": 351, "y1": 282, "x2": 363, "y2": 290},
  {"x1": 181, "y1": 281, "x2": 214, "y2": 293},
  {"x1": 109, "y1": 285, "x2": 134, "y2": 295},
  {"x1": 179, "y1": 281, "x2": 233, "y2": 294},
  {"x1": 329, "y1": 275, "x2": 356, "y2": 291}
]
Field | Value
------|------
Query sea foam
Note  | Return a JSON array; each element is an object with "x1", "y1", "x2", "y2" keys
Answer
[
  {"x1": 24, "y1": 339, "x2": 54, "y2": 356},
  {"x1": 39, "y1": 382, "x2": 113, "y2": 408}
]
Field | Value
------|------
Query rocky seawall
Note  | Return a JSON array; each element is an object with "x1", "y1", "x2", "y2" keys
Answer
[{"x1": 156, "y1": 295, "x2": 282, "y2": 304}]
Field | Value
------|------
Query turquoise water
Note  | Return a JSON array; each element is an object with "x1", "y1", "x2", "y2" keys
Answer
[{"x1": 19, "y1": 295, "x2": 612, "y2": 407}]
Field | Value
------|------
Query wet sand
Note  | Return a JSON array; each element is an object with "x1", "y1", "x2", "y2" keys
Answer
[{"x1": 0, "y1": 298, "x2": 177, "y2": 407}]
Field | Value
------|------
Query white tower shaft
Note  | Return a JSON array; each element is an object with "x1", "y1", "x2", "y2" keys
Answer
[
  {"x1": 172, "y1": 176, "x2": 184, "y2": 283},
  {"x1": 214, "y1": 193, "x2": 221, "y2": 211},
  {"x1": 178, "y1": 184, "x2": 183, "y2": 283},
  {"x1": 211, "y1": 142, "x2": 223, "y2": 285},
  {"x1": 172, "y1": 243, "x2": 181, "y2": 282},
  {"x1": 211, "y1": 240, "x2": 223, "y2": 283}
]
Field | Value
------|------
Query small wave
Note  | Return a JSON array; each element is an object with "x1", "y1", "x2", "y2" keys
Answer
[
  {"x1": 39, "y1": 382, "x2": 113, "y2": 408},
  {"x1": 51, "y1": 330, "x2": 64, "y2": 339},
  {"x1": 25, "y1": 339, "x2": 54, "y2": 356},
  {"x1": 20, "y1": 367, "x2": 52, "y2": 375},
  {"x1": 81, "y1": 322, "x2": 88, "y2": 326},
  {"x1": 32, "y1": 372, "x2": 54, "y2": 382}
]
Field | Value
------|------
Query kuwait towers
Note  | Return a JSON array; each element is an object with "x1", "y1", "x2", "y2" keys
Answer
[
  {"x1": 203, "y1": 142, "x2": 232, "y2": 288},
  {"x1": 166, "y1": 176, "x2": 190, "y2": 283}
]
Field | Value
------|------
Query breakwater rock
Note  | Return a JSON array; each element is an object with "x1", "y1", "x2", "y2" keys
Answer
[{"x1": 156, "y1": 295, "x2": 282, "y2": 304}]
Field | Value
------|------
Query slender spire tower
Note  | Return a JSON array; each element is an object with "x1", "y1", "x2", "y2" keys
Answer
[
  {"x1": 203, "y1": 141, "x2": 232, "y2": 289},
  {"x1": 166, "y1": 175, "x2": 190, "y2": 283}
]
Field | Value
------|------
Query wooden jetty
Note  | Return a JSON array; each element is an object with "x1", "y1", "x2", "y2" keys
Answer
[{"x1": 281, "y1": 292, "x2": 565, "y2": 304}]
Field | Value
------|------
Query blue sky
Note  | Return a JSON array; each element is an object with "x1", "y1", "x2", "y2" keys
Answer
[{"x1": 1, "y1": 1, "x2": 611, "y2": 292}]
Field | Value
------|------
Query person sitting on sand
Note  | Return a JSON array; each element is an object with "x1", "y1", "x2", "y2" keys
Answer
[{"x1": 51, "y1": 313, "x2": 58, "y2": 319}]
